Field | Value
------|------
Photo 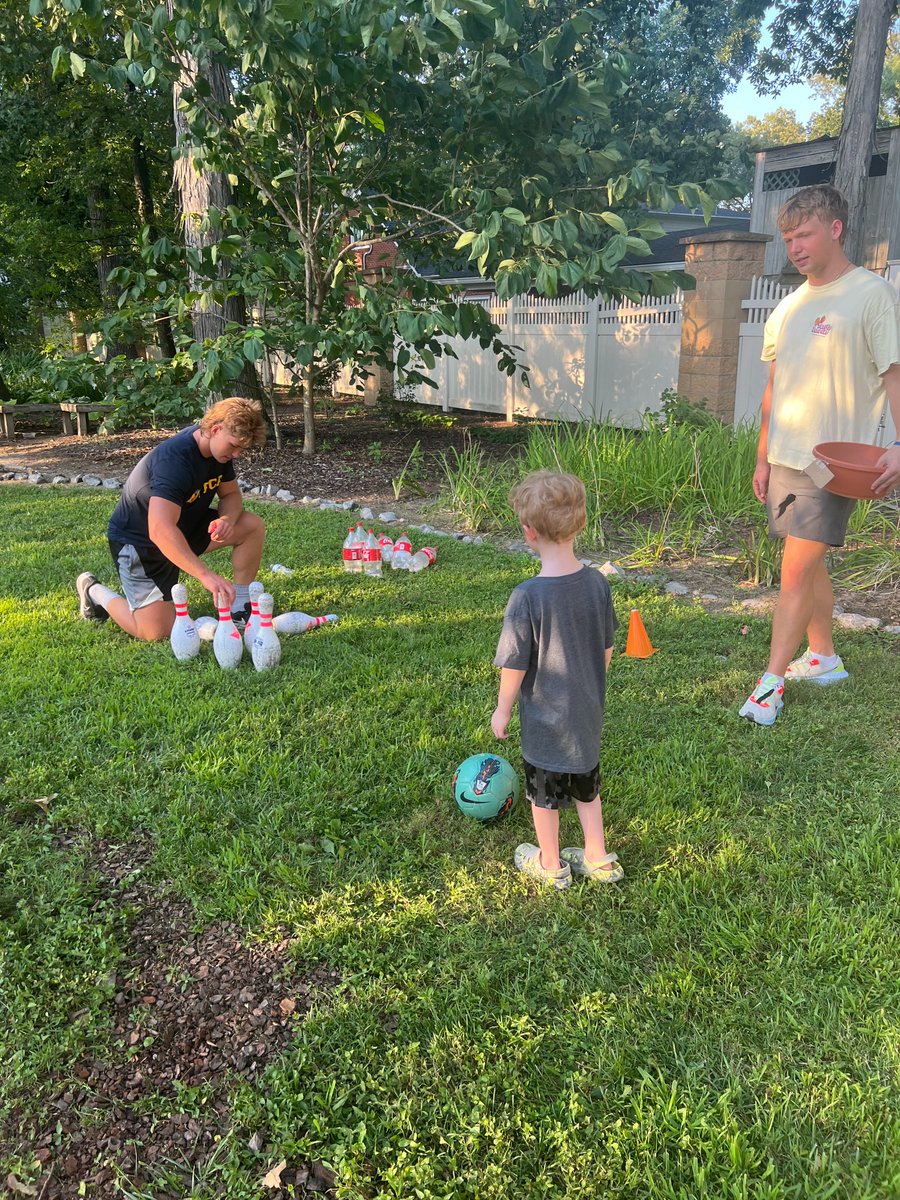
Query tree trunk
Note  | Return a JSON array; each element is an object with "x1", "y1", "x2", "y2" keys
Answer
[
  {"x1": 303, "y1": 361, "x2": 316, "y2": 455},
  {"x1": 834, "y1": 0, "x2": 893, "y2": 266},
  {"x1": 132, "y1": 133, "x2": 177, "y2": 359},
  {"x1": 0, "y1": 370, "x2": 11, "y2": 402},
  {"x1": 171, "y1": 56, "x2": 261, "y2": 404},
  {"x1": 256, "y1": 296, "x2": 281, "y2": 450},
  {"x1": 86, "y1": 188, "x2": 140, "y2": 360},
  {"x1": 69, "y1": 311, "x2": 88, "y2": 354}
]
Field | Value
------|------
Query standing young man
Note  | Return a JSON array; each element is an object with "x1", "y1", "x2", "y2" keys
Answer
[
  {"x1": 76, "y1": 396, "x2": 268, "y2": 642},
  {"x1": 740, "y1": 185, "x2": 900, "y2": 726}
]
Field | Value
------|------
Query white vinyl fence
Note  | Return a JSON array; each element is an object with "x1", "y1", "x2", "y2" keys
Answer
[
  {"x1": 733, "y1": 276, "x2": 797, "y2": 428},
  {"x1": 404, "y1": 289, "x2": 683, "y2": 427}
]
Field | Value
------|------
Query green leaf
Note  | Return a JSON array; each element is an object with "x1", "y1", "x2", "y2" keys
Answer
[
  {"x1": 599, "y1": 211, "x2": 627, "y2": 235},
  {"x1": 69, "y1": 52, "x2": 86, "y2": 79},
  {"x1": 50, "y1": 45, "x2": 69, "y2": 79},
  {"x1": 536, "y1": 262, "x2": 558, "y2": 296},
  {"x1": 502, "y1": 207, "x2": 526, "y2": 226},
  {"x1": 436, "y1": 10, "x2": 465, "y2": 39},
  {"x1": 454, "y1": 231, "x2": 477, "y2": 250},
  {"x1": 363, "y1": 111, "x2": 385, "y2": 133}
]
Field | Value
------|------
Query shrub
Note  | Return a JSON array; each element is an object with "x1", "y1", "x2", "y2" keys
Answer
[{"x1": 38, "y1": 353, "x2": 203, "y2": 429}]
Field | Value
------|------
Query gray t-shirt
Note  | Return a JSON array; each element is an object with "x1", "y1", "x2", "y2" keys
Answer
[{"x1": 494, "y1": 567, "x2": 618, "y2": 773}]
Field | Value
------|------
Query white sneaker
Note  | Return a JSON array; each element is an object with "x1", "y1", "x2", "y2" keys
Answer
[
  {"x1": 739, "y1": 673, "x2": 784, "y2": 726},
  {"x1": 785, "y1": 649, "x2": 848, "y2": 685}
]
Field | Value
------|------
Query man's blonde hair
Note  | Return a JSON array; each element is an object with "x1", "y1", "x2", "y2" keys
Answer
[
  {"x1": 509, "y1": 470, "x2": 586, "y2": 542},
  {"x1": 776, "y1": 184, "x2": 849, "y2": 245},
  {"x1": 199, "y1": 397, "x2": 268, "y2": 447}
]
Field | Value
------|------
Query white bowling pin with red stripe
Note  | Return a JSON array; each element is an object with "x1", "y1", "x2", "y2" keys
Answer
[
  {"x1": 272, "y1": 611, "x2": 339, "y2": 634},
  {"x1": 243, "y1": 580, "x2": 265, "y2": 651},
  {"x1": 213, "y1": 594, "x2": 243, "y2": 669},
  {"x1": 251, "y1": 592, "x2": 282, "y2": 671},
  {"x1": 170, "y1": 583, "x2": 200, "y2": 661}
]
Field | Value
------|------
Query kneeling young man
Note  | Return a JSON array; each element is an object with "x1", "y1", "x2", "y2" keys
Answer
[{"x1": 76, "y1": 396, "x2": 268, "y2": 641}]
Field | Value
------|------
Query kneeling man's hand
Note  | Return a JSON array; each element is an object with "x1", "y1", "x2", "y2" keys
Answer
[{"x1": 208, "y1": 516, "x2": 233, "y2": 543}]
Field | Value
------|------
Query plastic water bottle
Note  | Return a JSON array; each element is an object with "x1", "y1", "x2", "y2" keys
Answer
[
  {"x1": 378, "y1": 534, "x2": 394, "y2": 566},
  {"x1": 342, "y1": 526, "x2": 362, "y2": 573},
  {"x1": 408, "y1": 546, "x2": 436, "y2": 573},
  {"x1": 363, "y1": 529, "x2": 383, "y2": 577},
  {"x1": 391, "y1": 531, "x2": 413, "y2": 569}
]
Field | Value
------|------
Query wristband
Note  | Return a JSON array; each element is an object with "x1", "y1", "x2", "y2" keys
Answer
[{"x1": 894, "y1": 440, "x2": 900, "y2": 446}]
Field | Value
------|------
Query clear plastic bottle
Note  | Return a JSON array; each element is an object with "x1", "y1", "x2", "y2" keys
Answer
[
  {"x1": 391, "y1": 531, "x2": 413, "y2": 569},
  {"x1": 408, "y1": 546, "x2": 436, "y2": 573},
  {"x1": 363, "y1": 528, "x2": 383, "y2": 577},
  {"x1": 342, "y1": 527, "x2": 362, "y2": 573},
  {"x1": 378, "y1": 534, "x2": 394, "y2": 565}
]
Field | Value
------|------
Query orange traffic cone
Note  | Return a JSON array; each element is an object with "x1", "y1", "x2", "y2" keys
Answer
[{"x1": 623, "y1": 608, "x2": 657, "y2": 658}]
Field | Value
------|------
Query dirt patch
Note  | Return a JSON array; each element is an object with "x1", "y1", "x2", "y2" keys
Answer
[
  {"x1": 1, "y1": 398, "x2": 897, "y2": 622},
  {"x1": 1, "y1": 837, "x2": 338, "y2": 1199}
]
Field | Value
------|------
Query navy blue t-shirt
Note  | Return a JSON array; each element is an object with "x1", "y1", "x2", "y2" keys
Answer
[{"x1": 107, "y1": 426, "x2": 236, "y2": 549}]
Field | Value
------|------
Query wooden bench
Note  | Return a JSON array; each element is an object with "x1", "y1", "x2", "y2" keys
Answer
[
  {"x1": 0, "y1": 403, "x2": 64, "y2": 439},
  {"x1": 59, "y1": 402, "x2": 116, "y2": 437}
]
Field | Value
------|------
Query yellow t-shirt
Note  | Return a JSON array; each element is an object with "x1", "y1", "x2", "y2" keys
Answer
[{"x1": 762, "y1": 267, "x2": 900, "y2": 469}]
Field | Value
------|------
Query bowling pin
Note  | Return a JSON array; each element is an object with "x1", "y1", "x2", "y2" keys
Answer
[
  {"x1": 243, "y1": 580, "x2": 265, "y2": 651},
  {"x1": 213, "y1": 594, "x2": 243, "y2": 669},
  {"x1": 170, "y1": 583, "x2": 200, "y2": 661},
  {"x1": 251, "y1": 592, "x2": 281, "y2": 671},
  {"x1": 272, "y1": 611, "x2": 339, "y2": 634},
  {"x1": 195, "y1": 616, "x2": 217, "y2": 642}
]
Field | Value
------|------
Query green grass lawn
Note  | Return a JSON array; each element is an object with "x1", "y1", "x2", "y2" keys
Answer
[{"x1": 2, "y1": 485, "x2": 899, "y2": 1199}]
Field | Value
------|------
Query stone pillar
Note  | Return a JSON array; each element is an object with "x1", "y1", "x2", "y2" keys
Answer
[{"x1": 677, "y1": 231, "x2": 771, "y2": 422}]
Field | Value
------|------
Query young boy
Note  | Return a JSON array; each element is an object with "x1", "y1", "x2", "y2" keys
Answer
[{"x1": 492, "y1": 470, "x2": 622, "y2": 890}]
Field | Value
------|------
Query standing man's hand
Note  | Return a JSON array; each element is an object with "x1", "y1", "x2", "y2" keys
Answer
[
  {"x1": 873, "y1": 445, "x2": 900, "y2": 495},
  {"x1": 752, "y1": 458, "x2": 771, "y2": 503}
]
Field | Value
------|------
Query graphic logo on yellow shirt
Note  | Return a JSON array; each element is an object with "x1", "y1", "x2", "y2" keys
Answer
[{"x1": 811, "y1": 314, "x2": 832, "y2": 337}]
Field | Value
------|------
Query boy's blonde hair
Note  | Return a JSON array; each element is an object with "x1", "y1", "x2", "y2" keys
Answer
[
  {"x1": 777, "y1": 184, "x2": 849, "y2": 245},
  {"x1": 199, "y1": 397, "x2": 268, "y2": 447},
  {"x1": 509, "y1": 470, "x2": 586, "y2": 543}
]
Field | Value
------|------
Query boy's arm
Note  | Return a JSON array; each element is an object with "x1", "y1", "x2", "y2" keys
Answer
[
  {"x1": 492, "y1": 668, "x2": 526, "y2": 740},
  {"x1": 605, "y1": 646, "x2": 614, "y2": 670}
]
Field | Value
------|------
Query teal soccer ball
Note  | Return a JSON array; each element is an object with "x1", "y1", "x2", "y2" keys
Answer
[{"x1": 452, "y1": 753, "x2": 518, "y2": 822}]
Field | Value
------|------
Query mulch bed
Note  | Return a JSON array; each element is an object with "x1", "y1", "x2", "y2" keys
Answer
[
  {"x1": 2, "y1": 837, "x2": 339, "y2": 1199},
  {"x1": 0, "y1": 398, "x2": 520, "y2": 504}
]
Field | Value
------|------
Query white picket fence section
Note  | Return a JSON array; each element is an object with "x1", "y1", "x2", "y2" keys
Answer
[{"x1": 404, "y1": 289, "x2": 683, "y2": 427}]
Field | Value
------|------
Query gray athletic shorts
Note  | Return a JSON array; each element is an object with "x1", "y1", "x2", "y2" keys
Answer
[
  {"x1": 109, "y1": 527, "x2": 210, "y2": 610},
  {"x1": 766, "y1": 464, "x2": 856, "y2": 547}
]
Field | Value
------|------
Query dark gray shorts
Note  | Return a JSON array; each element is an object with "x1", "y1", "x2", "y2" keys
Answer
[
  {"x1": 766, "y1": 464, "x2": 856, "y2": 547},
  {"x1": 109, "y1": 526, "x2": 211, "y2": 610},
  {"x1": 523, "y1": 760, "x2": 600, "y2": 811}
]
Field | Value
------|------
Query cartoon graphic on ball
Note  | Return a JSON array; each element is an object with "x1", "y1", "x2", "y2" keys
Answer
[{"x1": 453, "y1": 753, "x2": 519, "y2": 822}]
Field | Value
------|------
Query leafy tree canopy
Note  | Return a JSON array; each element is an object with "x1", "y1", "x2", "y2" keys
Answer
[{"x1": 30, "y1": 0, "x2": 740, "y2": 446}]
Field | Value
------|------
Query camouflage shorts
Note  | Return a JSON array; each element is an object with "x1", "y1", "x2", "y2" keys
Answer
[{"x1": 523, "y1": 760, "x2": 600, "y2": 811}]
